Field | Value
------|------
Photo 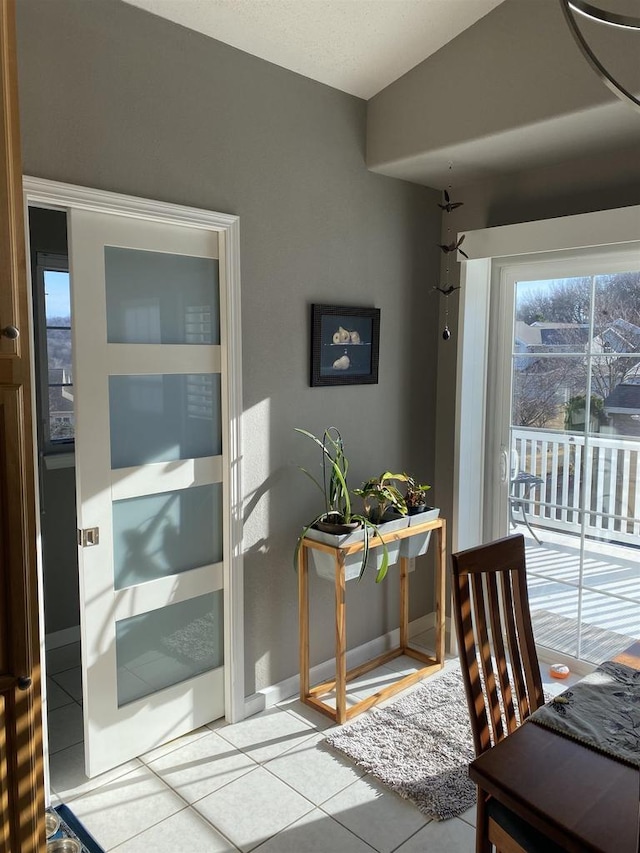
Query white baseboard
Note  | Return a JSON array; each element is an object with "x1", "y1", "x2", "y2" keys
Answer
[
  {"x1": 243, "y1": 692, "x2": 267, "y2": 717},
  {"x1": 243, "y1": 611, "x2": 452, "y2": 718},
  {"x1": 45, "y1": 625, "x2": 80, "y2": 650},
  {"x1": 408, "y1": 612, "x2": 436, "y2": 637},
  {"x1": 536, "y1": 644, "x2": 594, "y2": 677}
]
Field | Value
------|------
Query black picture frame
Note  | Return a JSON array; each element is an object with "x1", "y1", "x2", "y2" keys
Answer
[{"x1": 310, "y1": 304, "x2": 380, "y2": 387}]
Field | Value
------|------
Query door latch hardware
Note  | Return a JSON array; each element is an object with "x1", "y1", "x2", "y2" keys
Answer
[{"x1": 77, "y1": 527, "x2": 99, "y2": 547}]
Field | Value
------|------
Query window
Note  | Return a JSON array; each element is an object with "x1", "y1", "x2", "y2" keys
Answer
[{"x1": 34, "y1": 252, "x2": 74, "y2": 452}]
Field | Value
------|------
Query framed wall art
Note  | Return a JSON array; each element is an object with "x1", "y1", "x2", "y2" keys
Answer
[{"x1": 310, "y1": 304, "x2": 380, "y2": 387}]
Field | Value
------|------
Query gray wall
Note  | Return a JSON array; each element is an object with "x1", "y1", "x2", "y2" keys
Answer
[
  {"x1": 29, "y1": 208, "x2": 80, "y2": 637},
  {"x1": 367, "y1": 0, "x2": 640, "y2": 184},
  {"x1": 17, "y1": 0, "x2": 441, "y2": 693}
]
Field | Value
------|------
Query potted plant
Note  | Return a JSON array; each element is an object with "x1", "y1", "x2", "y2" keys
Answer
[
  {"x1": 293, "y1": 427, "x2": 393, "y2": 582},
  {"x1": 404, "y1": 476, "x2": 432, "y2": 515},
  {"x1": 351, "y1": 472, "x2": 411, "y2": 577},
  {"x1": 400, "y1": 474, "x2": 440, "y2": 559},
  {"x1": 353, "y1": 472, "x2": 408, "y2": 523}
]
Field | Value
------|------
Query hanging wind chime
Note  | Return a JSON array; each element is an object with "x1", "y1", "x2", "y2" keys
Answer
[{"x1": 434, "y1": 165, "x2": 467, "y2": 341}]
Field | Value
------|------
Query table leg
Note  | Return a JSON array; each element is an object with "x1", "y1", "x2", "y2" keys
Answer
[
  {"x1": 298, "y1": 543, "x2": 309, "y2": 701},
  {"x1": 335, "y1": 551, "x2": 347, "y2": 724},
  {"x1": 475, "y1": 789, "x2": 492, "y2": 853}
]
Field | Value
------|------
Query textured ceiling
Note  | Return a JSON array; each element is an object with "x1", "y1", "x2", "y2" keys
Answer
[{"x1": 122, "y1": 0, "x2": 506, "y2": 98}]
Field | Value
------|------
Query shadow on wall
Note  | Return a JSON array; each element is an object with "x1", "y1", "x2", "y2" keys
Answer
[{"x1": 485, "y1": 142, "x2": 640, "y2": 228}]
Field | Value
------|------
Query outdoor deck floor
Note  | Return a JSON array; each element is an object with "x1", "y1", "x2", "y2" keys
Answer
[{"x1": 519, "y1": 525, "x2": 640, "y2": 663}]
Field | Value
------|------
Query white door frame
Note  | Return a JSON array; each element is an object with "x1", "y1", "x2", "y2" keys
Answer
[
  {"x1": 23, "y1": 177, "x2": 246, "y2": 735},
  {"x1": 454, "y1": 204, "x2": 640, "y2": 553}
]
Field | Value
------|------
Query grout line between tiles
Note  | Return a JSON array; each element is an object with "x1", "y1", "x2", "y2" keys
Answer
[
  {"x1": 105, "y1": 803, "x2": 192, "y2": 852},
  {"x1": 213, "y1": 720, "x2": 319, "y2": 765},
  {"x1": 387, "y1": 820, "x2": 433, "y2": 853},
  {"x1": 47, "y1": 686, "x2": 77, "y2": 708},
  {"x1": 138, "y1": 726, "x2": 212, "y2": 766},
  {"x1": 242, "y1": 798, "x2": 317, "y2": 853}
]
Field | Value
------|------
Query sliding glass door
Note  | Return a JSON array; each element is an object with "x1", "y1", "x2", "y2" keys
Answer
[{"x1": 491, "y1": 251, "x2": 640, "y2": 663}]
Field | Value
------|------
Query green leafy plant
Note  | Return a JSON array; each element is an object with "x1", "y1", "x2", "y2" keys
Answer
[
  {"x1": 294, "y1": 426, "x2": 352, "y2": 523},
  {"x1": 293, "y1": 427, "x2": 391, "y2": 582},
  {"x1": 403, "y1": 475, "x2": 432, "y2": 511},
  {"x1": 353, "y1": 472, "x2": 408, "y2": 524},
  {"x1": 564, "y1": 394, "x2": 605, "y2": 430}
]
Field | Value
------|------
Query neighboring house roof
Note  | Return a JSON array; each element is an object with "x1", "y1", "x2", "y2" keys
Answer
[
  {"x1": 514, "y1": 322, "x2": 589, "y2": 349},
  {"x1": 537, "y1": 326, "x2": 589, "y2": 348},
  {"x1": 603, "y1": 383, "x2": 640, "y2": 415},
  {"x1": 622, "y1": 362, "x2": 640, "y2": 382},
  {"x1": 594, "y1": 326, "x2": 640, "y2": 417},
  {"x1": 514, "y1": 323, "x2": 590, "y2": 372},
  {"x1": 49, "y1": 385, "x2": 74, "y2": 415},
  {"x1": 598, "y1": 319, "x2": 640, "y2": 354},
  {"x1": 49, "y1": 367, "x2": 72, "y2": 384},
  {"x1": 514, "y1": 321, "x2": 541, "y2": 347}
]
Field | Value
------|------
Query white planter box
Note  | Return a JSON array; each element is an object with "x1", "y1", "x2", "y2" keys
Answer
[
  {"x1": 305, "y1": 515, "x2": 410, "y2": 581},
  {"x1": 304, "y1": 526, "x2": 365, "y2": 581},
  {"x1": 399, "y1": 507, "x2": 440, "y2": 559},
  {"x1": 373, "y1": 514, "x2": 410, "y2": 570}
]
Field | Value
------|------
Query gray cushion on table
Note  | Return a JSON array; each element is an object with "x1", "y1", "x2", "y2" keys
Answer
[{"x1": 530, "y1": 660, "x2": 640, "y2": 768}]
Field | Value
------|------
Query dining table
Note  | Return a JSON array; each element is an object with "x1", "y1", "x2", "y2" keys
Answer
[{"x1": 468, "y1": 641, "x2": 640, "y2": 853}]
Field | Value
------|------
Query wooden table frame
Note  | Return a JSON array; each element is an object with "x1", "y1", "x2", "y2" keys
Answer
[
  {"x1": 469, "y1": 641, "x2": 640, "y2": 853},
  {"x1": 298, "y1": 517, "x2": 446, "y2": 725}
]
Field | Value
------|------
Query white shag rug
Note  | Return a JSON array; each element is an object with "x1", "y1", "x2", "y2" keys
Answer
[{"x1": 324, "y1": 664, "x2": 476, "y2": 820}]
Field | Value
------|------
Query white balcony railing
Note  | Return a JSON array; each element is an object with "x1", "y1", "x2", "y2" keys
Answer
[{"x1": 512, "y1": 427, "x2": 640, "y2": 546}]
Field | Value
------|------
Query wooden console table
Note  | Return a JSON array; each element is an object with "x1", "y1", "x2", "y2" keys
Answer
[{"x1": 298, "y1": 516, "x2": 446, "y2": 724}]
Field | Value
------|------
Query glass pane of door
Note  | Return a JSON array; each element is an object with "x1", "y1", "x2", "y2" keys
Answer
[
  {"x1": 108, "y1": 373, "x2": 222, "y2": 468},
  {"x1": 105, "y1": 247, "x2": 220, "y2": 344},
  {"x1": 112, "y1": 483, "x2": 223, "y2": 588},
  {"x1": 507, "y1": 268, "x2": 640, "y2": 663},
  {"x1": 116, "y1": 592, "x2": 224, "y2": 706}
]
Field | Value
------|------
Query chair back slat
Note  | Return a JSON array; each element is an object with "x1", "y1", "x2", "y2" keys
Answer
[
  {"x1": 487, "y1": 572, "x2": 519, "y2": 737},
  {"x1": 512, "y1": 566, "x2": 545, "y2": 717},
  {"x1": 500, "y1": 569, "x2": 531, "y2": 724},
  {"x1": 454, "y1": 570, "x2": 491, "y2": 755},
  {"x1": 451, "y1": 533, "x2": 544, "y2": 757},
  {"x1": 471, "y1": 573, "x2": 504, "y2": 747}
]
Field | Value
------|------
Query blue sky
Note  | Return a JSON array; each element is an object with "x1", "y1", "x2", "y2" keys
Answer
[
  {"x1": 515, "y1": 279, "x2": 552, "y2": 301},
  {"x1": 44, "y1": 270, "x2": 71, "y2": 320}
]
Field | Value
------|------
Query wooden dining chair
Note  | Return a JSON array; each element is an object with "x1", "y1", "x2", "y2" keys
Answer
[{"x1": 451, "y1": 533, "x2": 563, "y2": 853}]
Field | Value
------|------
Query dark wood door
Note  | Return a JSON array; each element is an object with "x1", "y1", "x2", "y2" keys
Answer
[{"x1": 0, "y1": 0, "x2": 46, "y2": 849}]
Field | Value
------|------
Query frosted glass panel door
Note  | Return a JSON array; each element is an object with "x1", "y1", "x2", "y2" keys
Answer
[{"x1": 69, "y1": 209, "x2": 226, "y2": 777}]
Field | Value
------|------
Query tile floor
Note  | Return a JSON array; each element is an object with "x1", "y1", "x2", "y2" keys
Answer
[{"x1": 45, "y1": 634, "x2": 574, "y2": 853}]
